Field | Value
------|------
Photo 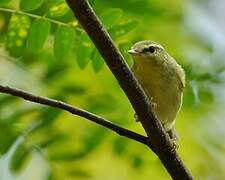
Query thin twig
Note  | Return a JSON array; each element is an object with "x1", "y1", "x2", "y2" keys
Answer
[
  {"x1": 0, "y1": 85, "x2": 148, "y2": 145},
  {"x1": 65, "y1": 0, "x2": 193, "y2": 179}
]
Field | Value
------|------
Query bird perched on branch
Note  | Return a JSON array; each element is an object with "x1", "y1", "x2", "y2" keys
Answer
[{"x1": 129, "y1": 40, "x2": 185, "y2": 140}]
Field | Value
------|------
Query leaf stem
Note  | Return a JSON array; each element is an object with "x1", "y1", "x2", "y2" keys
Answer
[{"x1": 0, "y1": 7, "x2": 76, "y2": 27}]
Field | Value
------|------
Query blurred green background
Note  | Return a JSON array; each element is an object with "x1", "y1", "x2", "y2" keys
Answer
[{"x1": 0, "y1": 0, "x2": 225, "y2": 179}]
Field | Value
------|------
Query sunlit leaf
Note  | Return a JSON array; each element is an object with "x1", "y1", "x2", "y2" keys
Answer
[
  {"x1": 109, "y1": 19, "x2": 139, "y2": 38},
  {"x1": 20, "y1": 0, "x2": 44, "y2": 12},
  {"x1": 26, "y1": 19, "x2": 51, "y2": 52},
  {"x1": 47, "y1": 1, "x2": 69, "y2": 18},
  {"x1": 6, "y1": 14, "x2": 30, "y2": 57},
  {"x1": 100, "y1": 8, "x2": 123, "y2": 29},
  {"x1": 54, "y1": 26, "x2": 75, "y2": 61}
]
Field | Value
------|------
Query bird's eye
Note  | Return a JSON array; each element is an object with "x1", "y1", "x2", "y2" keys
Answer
[{"x1": 148, "y1": 46, "x2": 155, "y2": 53}]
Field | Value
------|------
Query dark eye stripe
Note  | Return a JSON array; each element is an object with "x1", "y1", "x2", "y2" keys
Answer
[
  {"x1": 142, "y1": 48, "x2": 149, "y2": 53},
  {"x1": 142, "y1": 46, "x2": 155, "y2": 53}
]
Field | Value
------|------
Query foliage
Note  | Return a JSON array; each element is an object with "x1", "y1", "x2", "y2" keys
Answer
[
  {"x1": 0, "y1": 0, "x2": 137, "y2": 71},
  {"x1": 0, "y1": 0, "x2": 225, "y2": 180}
]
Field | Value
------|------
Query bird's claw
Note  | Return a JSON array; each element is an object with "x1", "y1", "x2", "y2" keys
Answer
[
  {"x1": 171, "y1": 139, "x2": 179, "y2": 150},
  {"x1": 150, "y1": 97, "x2": 157, "y2": 109},
  {"x1": 134, "y1": 113, "x2": 139, "y2": 122},
  {"x1": 151, "y1": 102, "x2": 157, "y2": 109}
]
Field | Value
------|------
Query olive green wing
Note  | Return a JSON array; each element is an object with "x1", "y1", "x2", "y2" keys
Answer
[{"x1": 177, "y1": 64, "x2": 186, "y2": 91}]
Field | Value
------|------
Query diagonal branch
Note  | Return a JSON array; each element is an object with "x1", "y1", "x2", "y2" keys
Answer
[
  {"x1": 65, "y1": 0, "x2": 193, "y2": 179},
  {"x1": 0, "y1": 85, "x2": 148, "y2": 145}
]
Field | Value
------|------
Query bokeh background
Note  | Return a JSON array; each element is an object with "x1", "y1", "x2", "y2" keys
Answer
[{"x1": 0, "y1": 0, "x2": 225, "y2": 179}]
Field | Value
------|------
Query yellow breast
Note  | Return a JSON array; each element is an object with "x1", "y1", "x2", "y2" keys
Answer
[{"x1": 132, "y1": 56, "x2": 184, "y2": 131}]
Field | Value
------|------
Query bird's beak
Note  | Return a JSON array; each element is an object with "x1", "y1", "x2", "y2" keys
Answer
[{"x1": 128, "y1": 49, "x2": 139, "y2": 56}]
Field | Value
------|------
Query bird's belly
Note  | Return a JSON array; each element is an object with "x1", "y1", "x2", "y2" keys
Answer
[
  {"x1": 134, "y1": 68, "x2": 182, "y2": 130},
  {"x1": 145, "y1": 82, "x2": 182, "y2": 129}
]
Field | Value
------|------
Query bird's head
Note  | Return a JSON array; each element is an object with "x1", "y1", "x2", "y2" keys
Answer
[{"x1": 128, "y1": 40, "x2": 167, "y2": 64}]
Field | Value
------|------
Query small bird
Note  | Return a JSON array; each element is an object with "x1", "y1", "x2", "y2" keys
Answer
[{"x1": 128, "y1": 40, "x2": 185, "y2": 140}]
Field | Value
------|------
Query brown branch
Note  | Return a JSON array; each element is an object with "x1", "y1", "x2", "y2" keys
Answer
[
  {"x1": 0, "y1": 85, "x2": 148, "y2": 145},
  {"x1": 65, "y1": 0, "x2": 193, "y2": 179}
]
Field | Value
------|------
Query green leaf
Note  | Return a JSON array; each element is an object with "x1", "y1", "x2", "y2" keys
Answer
[
  {"x1": 86, "y1": 94, "x2": 117, "y2": 113},
  {"x1": 131, "y1": 154, "x2": 144, "y2": 168},
  {"x1": 199, "y1": 87, "x2": 214, "y2": 104},
  {"x1": 6, "y1": 14, "x2": 31, "y2": 57},
  {"x1": 100, "y1": 8, "x2": 123, "y2": 29},
  {"x1": 10, "y1": 143, "x2": 31, "y2": 172},
  {"x1": 0, "y1": 122, "x2": 19, "y2": 155},
  {"x1": 109, "y1": 19, "x2": 139, "y2": 38},
  {"x1": 43, "y1": 60, "x2": 68, "y2": 82},
  {"x1": 183, "y1": 82, "x2": 198, "y2": 108},
  {"x1": 68, "y1": 169, "x2": 91, "y2": 178},
  {"x1": 0, "y1": 0, "x2": 11, "y2": 5},
  {"x1": 54, "y1": 26, "x2": 75, "y2": 61},
  {"x1": 61, "y1": 84, "x2": 86, "y2": 95},
  {"x1": 0, "y1": 96, "x2": 17, "y2": 106},
  {"x1": 47, "y1": 1, "x2": 69, "y2": 18},
  {"x1": 29, "y1": 107, "x2": 62, "y2": 133},
  {"x1": 119, "y1": 42, "x2": 133, "y2": 67},
  {"x1": 20, "y1": 0, "x2": 44, "y2": 12},
  {"x1": 76, "y1": 32, "x2": 93, "y2": 69},
  {"x1": 91, "y1": 49, "x2": 104, "y2": 73},
  {"x1": 113, "y1": 137, "x2": 128, "y2": 156},
  {"x1": 39, "y1": 108, "x2": 62, "y2": 127},
  {"x1": 82, "y1": 127, "x2": 106, "y2": 153},
  {"x1": 5, "y1": 108, "x2": 36, "y2": 124},
  {"x1": 89, "y1": 0, "x2": 96, "y2": 6},
  {"x1": 26, "y1": 19, "x2": 50, "y2": 52},
  {"x1": 50, "y1": 151, "x2": 85, "y2": 162},
  {"x1": 40, "y1": 134, "x2": 68, "y2": 148}
]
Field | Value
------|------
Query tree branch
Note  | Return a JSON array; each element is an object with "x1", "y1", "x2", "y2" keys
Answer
[
  {"x1": 65, "y1": 0, "x2": 193, "y2": 179},
  {"x1": 0, "y1": 85, "x2": 148, "y2": 145}
]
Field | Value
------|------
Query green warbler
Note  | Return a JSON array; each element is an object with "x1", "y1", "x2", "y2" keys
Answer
[{"x1": 129, "y1": 40, "x2": 185, "y2": 140}]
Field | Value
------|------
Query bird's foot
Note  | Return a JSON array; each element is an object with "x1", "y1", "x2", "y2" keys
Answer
[
  {"x1": 151, "y1": 102, "x2": 157, "y2": 109},
  {"x1": 134, "y1": 113, "x2": 139, "y2": 122},
  {"x1": 170, "y1": 139, "x2": 179, "y2": 150},
  {"x1": 150, "y1": 97, "x2": 157, "y2": 109}
]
